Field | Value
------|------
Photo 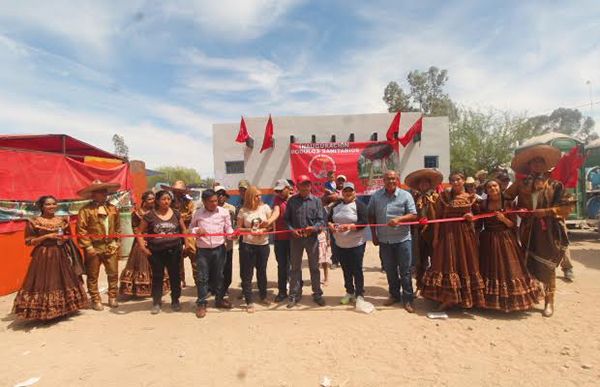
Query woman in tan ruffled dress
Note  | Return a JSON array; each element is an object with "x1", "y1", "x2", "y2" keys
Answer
[
  {"x1": 12, "y1": 196, "x2": 89, "y2": 321},
  {"x1": 421, "y1": 172, "x2": 485, "y2": 310},
  {"x1": 478, "y1": 179, "x2": 539, "y2": 312},
  {"x1": 119, "y1": 191, "x2": 169, "y2": 298}
]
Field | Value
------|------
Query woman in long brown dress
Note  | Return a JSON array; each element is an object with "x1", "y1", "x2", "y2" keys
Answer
[
  {"x1": 421, "y1": 172, "x2": 485, "y2": 310},
  {"x1": 12, "y1": 196, "x2": 89, "y2": 321},
  {"x1": 119, "y1": 191, "x2": 169, "y2": 298},
  {"x1": 478, "y1": 180, "x2": 539, "y2": 312}
]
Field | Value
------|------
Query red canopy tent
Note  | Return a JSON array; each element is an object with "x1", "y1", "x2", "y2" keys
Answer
[
  {"x1": 0, "y1": 134, "x2": 133, "y2": 295},
  {"x1": 0, "y1": 134, "x2": 131, "y2": 201},
  {"x1": 0, "y1": 134, "x2": 126, "y2": 160}
]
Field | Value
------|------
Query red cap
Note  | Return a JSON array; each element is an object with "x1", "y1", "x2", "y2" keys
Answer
[{"x1": 297, "y1": 175, "x2": 311, "y2": 184}]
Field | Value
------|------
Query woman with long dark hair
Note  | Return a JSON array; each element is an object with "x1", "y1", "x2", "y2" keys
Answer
[
  {"x1": 12, "y1": 196, "x2": 89, "y2": 321},
  {"x1": 421, "y1": 172, "x2": 485, "y2": 311},
  {"x1": 137, "y1": 190, "x2": 186, "y2": 314},
  {"x1": 119, "y1": 191, "x2": 169, "y2": 298},
  {"x1": 479, "y1": 180, "x2": 539, "y2": 312}
]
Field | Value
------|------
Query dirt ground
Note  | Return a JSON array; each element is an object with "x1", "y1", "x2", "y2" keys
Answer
[{"x1": 2, "y1": 231, "x2": 599, "y2": 387}]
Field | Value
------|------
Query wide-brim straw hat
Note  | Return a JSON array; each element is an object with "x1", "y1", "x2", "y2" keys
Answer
[
  {"x1": 511, "y1": 144, "x2": 561, "y2": 174},
  {"x1": 475, "y1": 170, "x2": 488, "y2": 179},
  {"x1": 404, "y1": 168, "x2": 443, "y2": 189},
  {"x1": 77, "y1": 180, "x2": 121, "y2": 199},
  {"x1": 161, "y1": 180, "x2": 191, "y2": 193}
]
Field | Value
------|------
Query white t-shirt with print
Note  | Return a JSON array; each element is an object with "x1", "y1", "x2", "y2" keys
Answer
[{"x1": 238, "y1": 204, "x2": 273, "y2": 245}]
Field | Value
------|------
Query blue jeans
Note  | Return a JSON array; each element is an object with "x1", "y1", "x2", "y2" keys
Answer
[
  {"x1": 380, "y1": 240, "x2": 414, "y2": 302},
  {"x1": 195, "y1": 245, "x2": 226, "y2": 306}
]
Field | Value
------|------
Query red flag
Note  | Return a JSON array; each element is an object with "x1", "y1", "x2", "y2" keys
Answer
[
  {"x1": 551, "y1": 146, "x2": 585, "y2": 188},
  {"x1": 385, "y1": 112, "x2": 401, "y2": 143},
  {"x1": 260, "y1": 114, "x2": 274, "y2": 153},
  {"x1": 235, "y1": 116, "x2": 251, "y2": 143},
  {"x1": 399, "y1": 116, "x2": 423, "y2": 147}
]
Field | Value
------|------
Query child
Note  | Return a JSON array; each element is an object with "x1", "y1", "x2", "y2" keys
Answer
[
  {"x1": 324, "y1": 171, "x2": 337, "y2": 195},
  {"x1": 318, "y1": 230, "x2": 332, "y2": 285}
]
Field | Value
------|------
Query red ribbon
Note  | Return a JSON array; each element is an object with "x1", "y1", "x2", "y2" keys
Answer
[{"x1": 64, "y1": 209, "x2": 532, "y2": 239}]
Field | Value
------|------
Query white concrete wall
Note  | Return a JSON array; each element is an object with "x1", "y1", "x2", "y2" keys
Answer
[{"x1": 213, "y1": 112, "x2": 450, "y2": 190}]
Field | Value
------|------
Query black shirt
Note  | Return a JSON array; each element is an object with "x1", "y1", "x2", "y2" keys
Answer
[{"x1": 144, "y1": 210, "x2": 183, "y2": 252}]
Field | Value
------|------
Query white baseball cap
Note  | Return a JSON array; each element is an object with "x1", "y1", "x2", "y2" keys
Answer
[{"x1": 273, "y1": 179, "x2": 291, "y2": 191}]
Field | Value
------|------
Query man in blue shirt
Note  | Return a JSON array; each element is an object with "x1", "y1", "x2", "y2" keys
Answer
[
  {"x1": 284, "y1": 175, "x2": 327, "y2": 308},
  {"x1": 368, "y1": 170, "x2": 417, "y2": 312}
]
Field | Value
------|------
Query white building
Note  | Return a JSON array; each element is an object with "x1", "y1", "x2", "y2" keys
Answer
[{"x1": 213, "y1": 112, "x2": 450, "y2": 190}]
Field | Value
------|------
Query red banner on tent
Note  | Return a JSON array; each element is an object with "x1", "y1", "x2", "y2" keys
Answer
[
  {"x1": 290, "y1": 141, "x2": 399, "y2": 196},
  {"x1": 0, "y1": 149, "x2": 132, "y2": 201}
]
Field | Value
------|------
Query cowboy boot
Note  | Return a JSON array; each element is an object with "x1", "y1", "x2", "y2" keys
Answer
[{"x1": 542, "y1": 293, "x2": 554, "y2": 317}]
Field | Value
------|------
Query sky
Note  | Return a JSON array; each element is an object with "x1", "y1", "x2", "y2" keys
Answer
[{"x1": 1, "y1": 0, "x2": 599, "y2": 176}]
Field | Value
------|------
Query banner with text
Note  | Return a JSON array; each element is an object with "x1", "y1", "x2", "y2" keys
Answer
[{"x1": 290, "y1": 141, "x2": 399, "y2": 196}]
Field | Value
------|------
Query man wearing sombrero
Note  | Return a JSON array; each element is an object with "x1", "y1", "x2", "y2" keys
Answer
[
  {"x1": 161, "y1": 180, "x2": 197, "y2": 288},
  {"x1": 474, "y1": 170, "x2": 487, "y2": 197},
  {"x1": 505, "y1": 144, "x2": 571, "y2": 317},
  {"x1": 404, "y1": 168, "x2": 443, "y2": 293},
  {"x1": 77, "y1": 180, "x2": 122, "y2": 311}
]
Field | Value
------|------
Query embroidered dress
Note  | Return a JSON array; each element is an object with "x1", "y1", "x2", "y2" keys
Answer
[{"x1": 12, "y1": 216, "x2": 89, "y2": 320}]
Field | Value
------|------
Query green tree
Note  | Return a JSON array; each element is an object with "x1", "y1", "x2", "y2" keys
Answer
[
  {"x1": 112, "y1": 134, "x2": 129, "y2": 159},
  {"x1": 450, "y1": 108, "x2": 531, "y2": 176},
  {"x1": 147, "y1": 166, "x2": 203, "y2": 189},
  {"x1": 526, "y1": 107, "x2": 598, "y2": 143},
  {"x1": 383, "y1": 66, "x2": 456, "y2": 118},
  {"x1": 383, "y1": 81, "x2": 413, "y2": 113}
]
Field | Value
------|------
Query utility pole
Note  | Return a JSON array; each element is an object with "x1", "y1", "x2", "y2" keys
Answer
[{"x1": 586, "y1": 80, "x2": 593, "y2": 115}]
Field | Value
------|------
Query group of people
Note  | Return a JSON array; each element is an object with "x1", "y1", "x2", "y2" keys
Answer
[
  {"x1": 410, "y1": 144, "x2": 573, "y2": 317},
  {"x1": 11, "y1": 144, "x2": 574, "y2": 322}
]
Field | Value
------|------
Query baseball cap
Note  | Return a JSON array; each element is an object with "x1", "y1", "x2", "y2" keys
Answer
[
  {"x1": 238, "y1": 179, "x2": 250, "y2": 189},
  {"x1": 336, "y1": 174, "x2": 347, "y2": 182},
  {"x1": 273, "y1": 179, "x2": 291, "y2": 191},
  {"x1": 297, "y1": 175, "x2": 311, "y2": 184},
  {"x1": 214, "y1": 185, "x2": 229, "y2": 196},
  {"x1": 342, "y1": 182, "x2": 355, "y2": 191}
]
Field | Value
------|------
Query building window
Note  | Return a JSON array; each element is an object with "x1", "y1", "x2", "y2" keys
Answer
[
  {"x1": 424, "y1": 156, "x2": 439, "y2": 168},
  {"x1": 225, "y1": 161, "x2": 244, "y2": 174}
]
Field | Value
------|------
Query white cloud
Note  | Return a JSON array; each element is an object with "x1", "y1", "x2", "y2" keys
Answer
[
  {"x1": 162, "y1": 0, "x2": 302, "y2": 41},
  {"x1": 0, "y1": 1, "x2": 145, "y2": 58},
  {"x1": 177, "y1": 49, "x2": 283, "y2": 94},
  {"x1": 0, "y1": 94, "x2": 214, "y2": 175},
  {"x1": 0, "y1": 33, "x2": 216, "y2": 172},
  {"x1": 153, "y1": 103, "x2": 213, "y2": 136}
]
